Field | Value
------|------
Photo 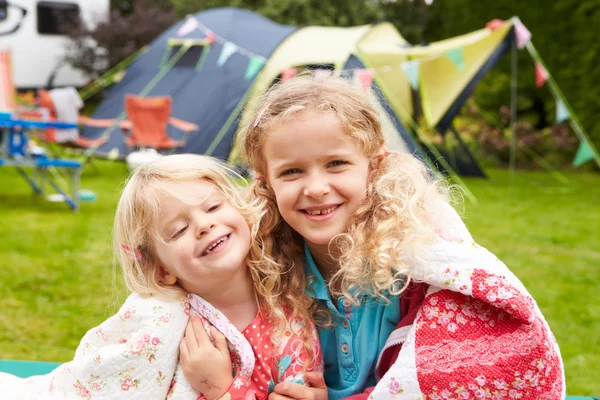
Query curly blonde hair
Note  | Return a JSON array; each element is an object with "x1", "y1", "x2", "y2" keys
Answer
[
  {"x1": 238, "y1": 74, "x2": 453, "y2": 314},
  {"x1": 113, "y1": 154, "x2": 317, "y2": 364}
]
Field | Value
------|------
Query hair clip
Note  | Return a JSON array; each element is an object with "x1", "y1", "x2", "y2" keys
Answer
[
  {"x1": 253, "y1": 102, "x2": 272, "y2": 128},
  {"x1": 375, "y1": 145, "x2": 391, "y2": 163},
  {"x1": 121, "y1": 245, "x2": 143, "y2": 261},
  {"x1": 255, "y1": 175, "x2": 269, "y2": 189}
]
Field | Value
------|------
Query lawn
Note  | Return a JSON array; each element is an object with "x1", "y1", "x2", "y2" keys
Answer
[{"x1": 0, "y1": 160, "x2": 598, "y2": 396}]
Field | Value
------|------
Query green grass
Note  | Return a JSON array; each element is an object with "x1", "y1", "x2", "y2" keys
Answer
[{"x1": 0, "y1": 161, "x2": 598, "y2": 396}]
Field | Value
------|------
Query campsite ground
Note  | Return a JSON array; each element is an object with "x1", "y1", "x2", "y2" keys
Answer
[{"x1": 0, "y1": 160, "x2": 598, "y2": 396}]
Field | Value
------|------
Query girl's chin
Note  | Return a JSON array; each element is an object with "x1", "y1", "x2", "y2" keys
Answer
[{"x1": 305, "y1": 235, "x2": 340, "y2": 247}]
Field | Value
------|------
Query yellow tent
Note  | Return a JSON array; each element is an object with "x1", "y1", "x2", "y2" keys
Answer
[{"x1": 235, "y1": 18, "x2": 518, "y2": 178}]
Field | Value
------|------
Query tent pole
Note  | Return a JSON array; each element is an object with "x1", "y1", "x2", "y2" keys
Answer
[
  {"x1": 509, "y1": 36, "x2": 518, "y2": 190},
  {"x1": 205, "y1": 85, "x2": 254, "y2": 157}
]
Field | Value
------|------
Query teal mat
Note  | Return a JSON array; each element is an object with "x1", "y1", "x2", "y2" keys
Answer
[
  {"x1": 566, "y1": 397, "x2": 599, "y2": 400},
  {"x1": 0, "y1": 360, "x2": 62, "y2": 378}
]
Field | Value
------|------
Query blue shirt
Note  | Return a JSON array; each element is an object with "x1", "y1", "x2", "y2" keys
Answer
[{"x1": 303, "y1": 244, "x2": 401, "y2": 400}]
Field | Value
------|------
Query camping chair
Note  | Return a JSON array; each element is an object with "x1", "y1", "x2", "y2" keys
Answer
[
  {"x1": 0, "y1": 50, "x2": 16, "y2": 115},
  {"x1": 122, "y1": 94, "x2": 199, "y2": 151}
]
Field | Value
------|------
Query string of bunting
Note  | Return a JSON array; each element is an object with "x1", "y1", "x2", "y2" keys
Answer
[
  {"x1": 176, "y1": 15, "x2": 267, "y2": 80},
  {"x1": 513, "y1": 16, "x2": 597, "y2": 168},
  {"x1": 176, "y1": 14, "x2": 596, "y2": 167}
]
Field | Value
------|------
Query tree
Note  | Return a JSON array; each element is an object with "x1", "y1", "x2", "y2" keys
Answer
[
  {"x1": 170, "y1": 0, "x2": 383, "y2": 27},
  {"x1": 64, "y1": 0, "x2": 177, "y2": 79}
]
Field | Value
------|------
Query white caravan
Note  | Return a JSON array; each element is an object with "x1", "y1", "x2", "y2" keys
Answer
[{"x1": 0, "y1": 0, "x2": 109, "y2": 89}]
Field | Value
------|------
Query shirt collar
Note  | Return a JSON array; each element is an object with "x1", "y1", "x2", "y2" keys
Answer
[{"x1": 303, "y1": 242, "x2": 332, "y2": 301}]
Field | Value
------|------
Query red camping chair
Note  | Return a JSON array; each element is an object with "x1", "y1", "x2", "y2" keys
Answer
[{"x1": 122, "y1": 95, "x2": 199, "y2": 150}]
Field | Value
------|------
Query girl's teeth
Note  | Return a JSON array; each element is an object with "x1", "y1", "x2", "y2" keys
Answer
[
  {"x1": 203, "y1": 236, "x2": 228, "y2": 255},
  {"x1": 306, "y1": 206, "x2": 337, "y2": 215}
]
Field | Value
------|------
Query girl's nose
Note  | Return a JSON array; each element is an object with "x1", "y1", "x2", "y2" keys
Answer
[
  {"x1": 193, "y1": 213, "x2": 215, "y2": 239},
  {"x1": 303, "y1": 175, "x2": 331, "y2": 199}
]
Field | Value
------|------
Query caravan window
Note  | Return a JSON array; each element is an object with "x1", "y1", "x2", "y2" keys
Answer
[
  {"x1": 37, "y1": 1, "x2": 80, "y2": 35},
  {"x1": 0, "y1": 1, "x2": 7, "y2": 22}
]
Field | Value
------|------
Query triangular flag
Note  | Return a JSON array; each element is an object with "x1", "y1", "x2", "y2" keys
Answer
[
  {"x1": 486, "y1": 19, "x2": 504, "y2": 32},
  {"x1": 314, "y1": 69, "x2": 332, "y2": 78},
  {"x1": 573, "y1": 141, "x2": 594, "y2": 167},
  {"x1": 176, "y1": 16, "x2": 200, "y2": 37},
  {"x1": 446, "y1": 48, "x2": 465, "y2": 72},
  {"x1": 280, "y1": 68, "x2": 297, "y2": 81},
  {"x1": 555, "y1": 99, "x2": 570, "y2": 123},
  {"x1": 535, "y1": 62, "x2": 548, "y2": 88},
  {"x1": 206, "y1": 31, "x2": 216, "y2": 44},
  {"x1": 514, "y1": 20, "x2": 532, "y2": 49},
  {"x1": 401, "y1": 60, "x2": 420, "y2": 90},
  {"x1": 356, "y1": 69, "x2": 375, "y2": 92},
  {"x1": 244, "y1": 56, "x2": 266, "y2": 80},
  {"x1": 217, "y1": 42, "x2": 237, "y2": 66}
]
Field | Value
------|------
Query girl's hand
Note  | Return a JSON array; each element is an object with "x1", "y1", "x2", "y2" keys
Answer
[
  {"x1": 179, "y1": 315, "x2": 233, "y2": 400},
  {"x1": 269, "y1": 372, "x2": 328, "y2": 400}
]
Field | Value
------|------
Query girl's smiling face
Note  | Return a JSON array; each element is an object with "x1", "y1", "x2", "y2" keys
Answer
[
  {"x1": 153, "y1": 180, "x2": 251, "y2": 297},
  {"x1": 263, "y1": 110, "x2": 370, "y2": 257}
]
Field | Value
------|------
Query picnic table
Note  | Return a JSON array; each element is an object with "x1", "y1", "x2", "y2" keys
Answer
[{"x1": 0, "y1": 116, "x2": 82, "y2": 211}]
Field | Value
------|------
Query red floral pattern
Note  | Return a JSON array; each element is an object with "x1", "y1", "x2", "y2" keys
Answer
[{"x1": 415, "y1": 287, "x2": 563, "y2": 400}]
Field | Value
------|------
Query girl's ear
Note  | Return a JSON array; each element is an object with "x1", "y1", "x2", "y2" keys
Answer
[{"x1": 157, "y1": 265, "x2": 177, "y2": 286}]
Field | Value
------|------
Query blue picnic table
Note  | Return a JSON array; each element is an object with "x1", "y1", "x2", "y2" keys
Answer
[{"x1": 0, "y1": 116, "x2": 82, "y2": 210}]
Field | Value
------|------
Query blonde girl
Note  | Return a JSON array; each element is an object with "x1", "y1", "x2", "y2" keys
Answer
[
  {"x1": 239, "y1": 75, "x2": 564, "y2": 400},
  {"x1": 1, "y1": 154, "x2": 322, "y2": 400}
]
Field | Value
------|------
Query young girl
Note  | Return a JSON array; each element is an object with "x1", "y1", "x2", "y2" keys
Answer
[
  {"x1": 239, "y1": 75, "x2": 565, "y2": 400},
  {"x1": 0, "y1": 154, "x2": 322, "y2": 400}
]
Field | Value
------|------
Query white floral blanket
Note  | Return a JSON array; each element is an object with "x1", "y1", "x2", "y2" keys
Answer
[{"x1": 1, "y1": 294, "x2": 199, "y2": 399}]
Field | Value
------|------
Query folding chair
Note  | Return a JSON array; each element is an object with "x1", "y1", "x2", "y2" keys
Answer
[
  {"x1": 122, "y1": 95, "x2": 199, "y2": 151},
  {"x1": 0, "y1": 49, "x2": 16, "y2": 115}
]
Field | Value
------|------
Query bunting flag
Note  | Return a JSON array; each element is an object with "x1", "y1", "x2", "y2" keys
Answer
[
  {"x1": 514, "y1": 20, "x2": 532, "y2": 49},
  {"x1": 280, "y1": 68, "x2": 297, "y2": 81},
  {"x1": 176, "y1": 16, "x2": 200, "y2": 37},
  {"x1": 572, "y1": 141, "x2": 594, "y2": 167},
  {"x1": 401, "y1": 60, "x2": 420, "y2": 90},
  {"x1": 217, "y1": 42, "x2": 238, "y2": 66},
  {"x1": 446, "y1": 48, "x2": 465, "y2": 72},
  {"x1": 555, "y1": 99, "x2": 570, "y2": 123},
  {"x1": 206, "y1": 31, "x2": 216, "y2": 44},
  {"x1": 535, "y1": 62, "x2": 548, "y2": 87},
  {"x1": 485, "y1": 19, "x2": 505, "y2": 32},
  {"x1": 356, "y1": 68, "x2": 375, "y2": 92},
  {"x1": 314, "y1": 69, "x2": 332, "y2": 78},
  {"x1": 244, "y1": 56, "x2": 266, "y2": 80}
]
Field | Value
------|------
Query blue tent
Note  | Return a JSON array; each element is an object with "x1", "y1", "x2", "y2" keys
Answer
[
  {"x1": 81, "y1": 8, "x2": 296, "y2": 160},
  {"x1": 81, "y1": 7, "x2": 527, "y2": 180}
]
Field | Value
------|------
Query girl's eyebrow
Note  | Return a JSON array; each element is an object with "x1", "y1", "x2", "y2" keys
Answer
[{"x1": 272, "y1": 152, "x2": 356, "y2": 170}]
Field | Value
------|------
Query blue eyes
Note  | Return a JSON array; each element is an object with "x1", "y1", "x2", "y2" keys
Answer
[
  {"x1": 281, "y1": 168, "x2": 302, "y2": 176},
  {"x1": 328, "y1": 160, "x2": 348, "y2": 167},
  {"x1": 280, "y1": 160, "x2": 349, "y2": 177}
]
